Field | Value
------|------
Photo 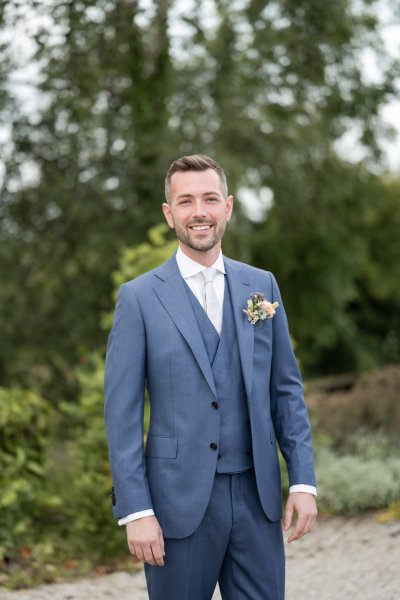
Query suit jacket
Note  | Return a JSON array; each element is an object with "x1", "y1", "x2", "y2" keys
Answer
[{"x1": 104, "y1": 253, "x2": 316, "y2": 538}]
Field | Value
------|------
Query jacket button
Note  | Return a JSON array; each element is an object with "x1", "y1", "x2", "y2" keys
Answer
[
  {"x1": 218, "y1": 453, "x2": 222, "y2": 459},
  {"x1": 246, "y1": 448, "x2": 253, "y2": 457},
  {"x1": 211, "y1": 401, "x2": 219, "y2": 410},
  {"x1": 210, "y1": 442, "x2": 218, "y2": 450}
]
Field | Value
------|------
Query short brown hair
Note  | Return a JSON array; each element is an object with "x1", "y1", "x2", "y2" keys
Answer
[{"x1": 165, "y1": 154, "x2": 228, "y2": 202}]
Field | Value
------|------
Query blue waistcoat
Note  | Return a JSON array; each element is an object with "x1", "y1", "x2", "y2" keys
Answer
[{"x1": 185, "y1": 276, "x2": 253, "y2": 473}]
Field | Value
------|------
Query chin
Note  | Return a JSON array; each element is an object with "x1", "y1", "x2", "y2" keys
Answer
[{"x1": 191, "y1": 236, "x2": 217, "y2": 250}]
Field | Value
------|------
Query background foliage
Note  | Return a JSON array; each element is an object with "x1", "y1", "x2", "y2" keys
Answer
[
  {"x1": 1, "y1": 0, "x2": 400, "y2": 588},
  {"x1": 1, "y1": 0, "x2": 399, "y2": 393},
  {"x1": 0, "y1": 388, "x2": 55, "y2": 560}
]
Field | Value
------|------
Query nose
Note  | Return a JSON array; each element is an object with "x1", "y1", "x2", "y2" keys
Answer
[{"x1": 192, "y1": 199, "x2": 208, "y2": 219}]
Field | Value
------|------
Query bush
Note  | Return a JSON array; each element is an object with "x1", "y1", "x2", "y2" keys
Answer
[
  {"x1": 58, "y1": 353, "x2": 125, "y2": 557},
  {"x1": 304, "y1": 366, "x2": 400, "y2": 513},
  {"x1": 309, "y1": 365, "x2": 400, "y2": 444},
  {"x1": 102, "y1": 224, "x2": 178, "y2": 331},
  {"x1": 0, "y1": 388, "x2": 55, "y2": 560},
  {"x1": 315, "y1": 447, "x2": 400, "y2": 514}
]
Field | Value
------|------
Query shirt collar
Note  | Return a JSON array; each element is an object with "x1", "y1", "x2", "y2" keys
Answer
[{"x1": 176, "y1": 245, "x2": 225, "y2": 279}]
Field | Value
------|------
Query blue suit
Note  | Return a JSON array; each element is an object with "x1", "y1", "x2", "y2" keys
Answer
[{"x1": 104, "y1": 253, "x2": 315, "y2": 598}]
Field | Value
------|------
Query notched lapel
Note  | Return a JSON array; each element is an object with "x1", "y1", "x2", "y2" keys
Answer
[
  {"x1": 152, "y1": 258, "x2": 217, "y2": 398},
  {"x1": 224, "y1": 259, "x2": 254, "y2": 399}
]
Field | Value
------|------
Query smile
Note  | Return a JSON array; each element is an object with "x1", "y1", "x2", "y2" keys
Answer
[{"x1": 190, "y1": 225, "x2": 212, "y2": 231}]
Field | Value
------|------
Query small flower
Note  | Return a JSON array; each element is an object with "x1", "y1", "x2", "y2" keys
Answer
[
  {"x1": 243, "y1": 292, "x2": 279, "y2": 325},
  {"x1": 261, "y1": 299, "x2": 278, "y2": 318}
]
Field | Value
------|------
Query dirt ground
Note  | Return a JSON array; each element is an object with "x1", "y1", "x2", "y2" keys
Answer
[{"x1": 1, "y1": 515, "x2": 399, "y2": 600}]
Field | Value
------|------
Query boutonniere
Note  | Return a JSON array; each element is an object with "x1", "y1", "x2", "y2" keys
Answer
[{"x1": 243, "y1": 292, "x2": 279, "y2": 325}]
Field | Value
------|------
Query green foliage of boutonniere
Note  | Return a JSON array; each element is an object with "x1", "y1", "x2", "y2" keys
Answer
[{"x1": 243, "y1": 292, "x2": 279, "y2": 325}]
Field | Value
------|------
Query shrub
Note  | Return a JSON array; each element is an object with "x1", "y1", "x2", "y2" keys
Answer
[
  {"x1": 315, "y1": 447, "x2": 400, "y2": 514},
  {"x1": 309, "y1": 364, "x2": 400, "y2": 444},
  {"x1": 0, "y1": 388, "x2": 55, "y2": 560},
  {"x1": 58, "y1": 353, "x2": 126, "y2": 557},
  {"x1": 101, "y1": 224, "x2": 178, "y2": 331}
]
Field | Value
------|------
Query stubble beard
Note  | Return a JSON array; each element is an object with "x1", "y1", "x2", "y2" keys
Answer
[{"x1": 173, "y1": 220, "x2": 227, "y2": 252}]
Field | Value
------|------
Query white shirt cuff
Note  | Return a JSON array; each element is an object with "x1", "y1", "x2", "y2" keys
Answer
[
  {"x1": 118, "y1": 509, "x2": 155, "y2": 526},
  {"x1": 289, "y1": 484, "x2": 317, "y2": 496}
]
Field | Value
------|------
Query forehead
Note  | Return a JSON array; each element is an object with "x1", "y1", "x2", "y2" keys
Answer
[{"x1": 169, "y1": 169, "x2": 223, "y2": 198}]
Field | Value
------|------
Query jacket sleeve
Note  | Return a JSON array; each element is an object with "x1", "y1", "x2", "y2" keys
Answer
[
  {"x1": 268, "y1": 273, "x2": 316, "y2": 488},
  {"x1": 104, "y1": 283, "x2": 153, "y2": 519}
]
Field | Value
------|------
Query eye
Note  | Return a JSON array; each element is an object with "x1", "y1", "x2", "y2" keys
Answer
[
  {"x1": 178, "y1": 199, "x2": 191, "y2": 205},
  {"x1": 206, "y1": 197, "x2": 218, "y2": 202}
]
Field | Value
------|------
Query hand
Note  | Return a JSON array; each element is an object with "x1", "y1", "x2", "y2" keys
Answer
[
  {"x1": 284, "y1": 492, "x2": 317, "y2": 543},
  {"x1": 126, "y1": 516, "x2": 165, "y2": 566}
]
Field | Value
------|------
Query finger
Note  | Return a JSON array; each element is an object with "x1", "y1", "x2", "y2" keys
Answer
[
  {"x1": 284, "y1": 503, "x2": 294, "y2": 531},
  {"x1": 128, "y1": 541, "x2": 140, "y2": 560},
  {"x1": 151, "y1": 540, "x2": 165, "y2": 567},
  {"x1": 159, "y1": 530, "x2": 165, "y2": 556},
  {"x1": 287, "y1": 515, "x2": 308, "y2": 543},
  {"x1": 142, "y1": 544, "x2": 157, "y2": 566},
  {"x1": 288, "y1": 519, "x2": 307, "y2": 542},
  {"x1": 288, "y1": 511, "x2": 317, "y2": 542},
  {"x1": 134, "y1": 544, "x2": 145, "y2": 561}
]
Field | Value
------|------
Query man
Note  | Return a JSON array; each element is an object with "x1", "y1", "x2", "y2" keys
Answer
[{"x1": 104, "y1": 154, "x2": 317, "y2": 600}]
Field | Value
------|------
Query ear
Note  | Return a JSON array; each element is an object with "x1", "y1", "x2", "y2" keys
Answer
[
  {"x1": 226, "y1": 195, "x2": 234, "y2": 222},
  {"x1": 162, "y1": 202, "x2": 175, "y2": 229}
]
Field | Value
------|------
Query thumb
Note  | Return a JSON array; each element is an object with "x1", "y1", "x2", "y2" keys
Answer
[{"x1": 284, "y1": 501, "x2": 294, "y2": 531}]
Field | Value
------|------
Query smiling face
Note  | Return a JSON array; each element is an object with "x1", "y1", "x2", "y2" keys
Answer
[{"x1": 162, "y1": 169, "x2": 234, "y2": 265}]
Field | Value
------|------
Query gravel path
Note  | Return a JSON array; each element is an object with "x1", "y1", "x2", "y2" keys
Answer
[{"x1": 1, "y1": 516, "x2": 399, "y2": 600}]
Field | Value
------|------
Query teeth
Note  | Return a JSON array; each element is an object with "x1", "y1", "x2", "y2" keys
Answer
[{"x1": 192, "y1": 225, "x2": 211, "y2": 231}]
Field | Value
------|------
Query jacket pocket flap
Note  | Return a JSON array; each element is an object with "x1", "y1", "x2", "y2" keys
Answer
[{"x1": 145, "y1": 435, "x2": 178, "y2": 458}]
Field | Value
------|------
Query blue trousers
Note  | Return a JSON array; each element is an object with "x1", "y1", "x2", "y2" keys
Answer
[{"x1": 144, "y1": 469, "x2": 285, "y2": 600}]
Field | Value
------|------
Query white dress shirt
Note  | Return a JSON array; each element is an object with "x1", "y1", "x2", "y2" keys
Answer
[{"x1": 118, "y1": 246, "x2": 316, "y2": 525}]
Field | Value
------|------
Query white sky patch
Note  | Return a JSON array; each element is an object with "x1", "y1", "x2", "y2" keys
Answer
[{"x1": 238, "y1": 186, "x2": 274, "y2": 222}]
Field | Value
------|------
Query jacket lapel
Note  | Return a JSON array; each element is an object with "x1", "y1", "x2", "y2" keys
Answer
[
  {"x1": 224, "y1": 257, "x2": 254, "y2": 399},
  {"x1": 152, "y1": 255, "x2": 218, "y2": 398}
]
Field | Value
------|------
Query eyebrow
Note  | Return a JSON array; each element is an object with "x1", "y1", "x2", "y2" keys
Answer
[{"x1": 176, "y1": 191, "x2": 222, "y2": 200}]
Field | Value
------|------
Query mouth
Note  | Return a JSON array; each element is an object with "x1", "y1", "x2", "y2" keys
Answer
[{"x1": 189, "y1": 224, "x2": 213, "y2": 232}]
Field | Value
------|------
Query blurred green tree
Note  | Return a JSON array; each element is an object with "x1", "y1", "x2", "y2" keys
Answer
[
  {"x1": 0, "y1": 0, "x2": 173, "y2": 395},
  {"x1": 0, "y1": 0, "x2": 398, "y2": 392},
  {"x1": 251, "y1": 162, "x2": 400, "y2": 374},
  {"x1": 350, "y1": 176, "x2": 400, "y2": 369}
]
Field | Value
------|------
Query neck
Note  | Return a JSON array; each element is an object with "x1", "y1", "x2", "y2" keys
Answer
[{"x1": 179, "y1": 243, "x2": 221, "y2": 267}]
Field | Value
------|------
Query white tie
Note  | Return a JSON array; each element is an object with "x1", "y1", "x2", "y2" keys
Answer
[{"x1": 201, "y1": 267, "x2": 222, "y2": 334}]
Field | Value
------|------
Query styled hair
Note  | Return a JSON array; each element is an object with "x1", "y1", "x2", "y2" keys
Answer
[{"x1": 164, "y1": 154, "x2": 228, "y2": 202}]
